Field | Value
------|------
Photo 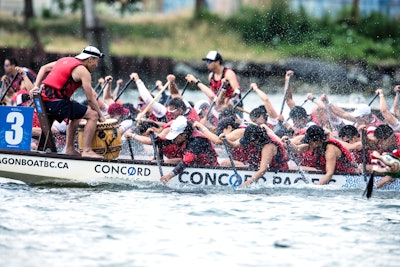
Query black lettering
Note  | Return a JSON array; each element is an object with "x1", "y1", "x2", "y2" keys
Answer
[
  {"x1": 205, "y1": 172, "x2": 216, "y2": 185},
  {"x1": 137, "y1": 168, "x2": 143, "y2": 176},
  {"x1": 190, "y1": 172, "x2": 203, "y2": 185},
  {"x1": 284, "y1": 177, "x2": 291, "y2": 185},
  {"x1": 27, "y1": 160, "x2": 33, "y2": 166},
  {"x1": 8, "y1": 158, "x2": 14, "y2": 164},
  {"x1": 14, "y1": 158, "x2": 21, "y2": 165},
  {"x1": 273, "y1": 176, "x2": 282, "y2": 184},
  {"x1": 120, "y1": 166, "x2": 127, "y2": 175},
  {"x1": 111, "y1": 165, "x2": 119, "y2": 174},
  {"x1": 50, "y1": 161, "x2": 55, "y2": 168},
  {"x1": 21, "y1": 159, "x2": 26, "y2": 165},
  {"x1": 102, "y1": 165, "x2": 110, "y2": 174},
  {"x1": 178, "y1": 171, "x2": 189, "y2": 183},
  {"x1": 95, "y1": 164, "x2": 101, "y2": 173},
  {"x1": 327, "y1": 179, "x2": 336, "y2": 184},
  {"x1": 218, "y1": 173, "x2": 229, "y2": 186},
  {"x1": 144, "y1": 168, "x2": 150, "y2": 176}
]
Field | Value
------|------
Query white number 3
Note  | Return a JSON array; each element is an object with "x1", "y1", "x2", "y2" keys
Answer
[{"x1": 6, "y1": 112, "x2": 24, "y2": 145}]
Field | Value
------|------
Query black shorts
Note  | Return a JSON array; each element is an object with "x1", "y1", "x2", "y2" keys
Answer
[{"x1": 45, "y1": 99, "x2": 87, "y2": 122}]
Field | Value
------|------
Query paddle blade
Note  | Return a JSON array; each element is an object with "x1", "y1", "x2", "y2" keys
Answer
[{"x1": 363, "y1": 172, "x2": 374, "y2": 199}]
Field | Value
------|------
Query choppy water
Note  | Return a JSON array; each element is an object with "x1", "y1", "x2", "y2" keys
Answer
[
  {"x1": 1, "y1": 179, "x2": 399, "y2": 267},
  {"x1": 1, "y1": 92, "x2": 399, "y2": 267}
]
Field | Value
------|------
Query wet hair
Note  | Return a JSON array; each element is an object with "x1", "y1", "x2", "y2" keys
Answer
[
  {"x1": 240, "y1": 124, "x2": 270, "y2": 147},
  {"x1": 167, "y1": 97, "x2": 187, "y2": 111},
  {"x1": 216, "y1": 116, "x2": 240, "y2": 136},
  {"x1": 249, "y1": 105, "x2": 268, "y2": 122},
  {"x1": 218, "y1": 107, "x2": 236, "y2": 120},
  {"x1": 289, "y1": 106, "x2": 308, "y2": 120},
  {"x1": 136, "y1": 121, "x2": 160, "y2": 135},
  {"x1": 374, "y1": 124, "x2": 394, "y2": 140},
  {"x1": 338, "y1": 125, "x2": 360, "y2": 139}
]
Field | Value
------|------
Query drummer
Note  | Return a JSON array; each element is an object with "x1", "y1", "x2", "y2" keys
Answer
[{"x1": 30, "y1": 46, "x2": 106, "y2": 158}]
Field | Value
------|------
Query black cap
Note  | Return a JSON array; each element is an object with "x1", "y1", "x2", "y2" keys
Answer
[
  {"x1": 289, "y1": 106, "x2": 308, "y2": 120},
  {"x1": 301, "y1": 125, "x2": 326, "y2": 144}
]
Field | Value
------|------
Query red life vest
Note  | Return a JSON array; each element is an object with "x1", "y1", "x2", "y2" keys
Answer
[
  {"x1": 210, "y1": 68, "x2": 237, "y2": 100},
  {"x1": 181, "y1": 130, "x2": 219, "y2": 166},
  {"x1": 244, "y1": 134, "x2": 289, "y2": 170},
  {"x1": 300, "y1": 138, "x2": 356, "y2": 173},
  {"x1": 41, "y1": 57, "x2": 83, "y2": 101}
]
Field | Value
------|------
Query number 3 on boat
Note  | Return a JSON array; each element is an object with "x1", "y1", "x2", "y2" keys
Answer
[{"x1": 0, "y1": 105, "x2": 33, "y2": 151}]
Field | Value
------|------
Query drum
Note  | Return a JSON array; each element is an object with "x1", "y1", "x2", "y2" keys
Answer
[{"x1": 78, "y1": 119, "x2": 122, "y2": 159}]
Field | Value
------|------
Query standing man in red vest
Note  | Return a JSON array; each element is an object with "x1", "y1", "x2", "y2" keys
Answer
[
  {"x1": 30, "y1": 46, "x2": 105, "y2": 158},
  {"x1": 185, "y1": 51, "x2": 242, "y2": 117}
]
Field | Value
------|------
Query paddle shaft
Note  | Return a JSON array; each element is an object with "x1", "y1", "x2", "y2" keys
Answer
[
  {"x1": 279, "y1": 75, "x2": 291, "y2": 115},
  {"x1": 150, "y1": 132, "x2": 163, "y2": 177},
  {"x1": 93, "y1": 82, "x2": 101, "y2": 94},
  {"x1": 138, "y1": 80, "x2": 170, "y2": 120},
  {"x1": 96, "y1": 78, "x2": 111, "y2": 100},
  {"x1": 286, "y1": 141, "x2": 309, "y2": 184},
  {"x1": 323, "y1": 100, "x2": 336, "y2": 132},
  {"x1": 127, "y1": 137, "x2": 135, "y2": 160},
  {"x1": 368, "y1": 93, "x2": 379, "y2": 106},
  {"x1": 232, "y1": 87, "x2": 251, "y2": 109},
  {"x1": 180, "y1": 81, "x2": 189, "y2": 96},
  {"x1": 114, "y1": 79, "x2": 133, "y2": 102},
  {"x1": 361, "y1": 129, "x2": 367, "y2": 181},
  {"x1": 205, "y1": 83, "x2": 225, "y2": 119},
  {"x1": 222, "y1": 138, "x2": 241, "y2": 186},
  {"x1": 0, "y1": 73, "x2": 19, "y2": 103}
]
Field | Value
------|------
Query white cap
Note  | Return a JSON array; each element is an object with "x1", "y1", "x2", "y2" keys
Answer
[
  {"x1": 75, "y1": 46, "x2": 104, "y2": 60},
  {"x1": 165, "y1": 116, "x2": 188, "y2": 140},
  {"x1": 350, "y1": 104, "x2": 371, "y2": 118},
  {"x1": 194, "y1": 100, "x2": 210, "y2": 115},
  {"x1": 202, "y1": 50, "x2": 222, "y2": 61}
]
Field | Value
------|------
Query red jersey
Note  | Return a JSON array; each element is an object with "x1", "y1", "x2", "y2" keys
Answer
[
  {"x1": 210, "y1": 68, "x2": 238, "y2": 100},
  {"x1": 41, "y1": 57, "x2": 83, "y2": 101}
]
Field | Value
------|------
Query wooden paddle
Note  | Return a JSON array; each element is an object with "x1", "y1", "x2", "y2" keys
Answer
[
  {"x1": 114, "y1": 79, "x2": 133, "y2": 102},
  {"x1": 368, "y1": 92, "x2": 379, "y2": 106},
  {"x1": 0, "y1": 73, "x2": 19, "y2": 103},
  {"x1": 136, "y1": 80, "x2": 171, "y2": 124},
  {"x1": 150, "y1": 132, "x2": 163, "y2": 177},
  {"x1": 273, "y1": 75, "x2": 291, "y2": 137},
  {"x1": 127, "y1": 138, "x2": 134, "y2": 160},
  {"x1": 222, "y1": 138, "x2": 242, "y2": 186}
]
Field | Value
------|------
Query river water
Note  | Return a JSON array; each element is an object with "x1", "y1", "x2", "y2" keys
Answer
[{"x1": 1, "y1": 92, "x2": 399, "y2": 267}]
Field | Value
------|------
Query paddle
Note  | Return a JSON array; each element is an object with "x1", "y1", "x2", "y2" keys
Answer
[
  {"x1": 273, "y1": 76, "x2": 291, "y2": 137},
  {"x1": 361, "y1": 129, "x2": 367, "y2": 181},
  {"x1": 232, "y1": 87, "x2": 251, "y2": 110},
  {"x1": 285, "y1": 140, "x2": 309, "y2": 184},
  {"x1": 205, "y1": 82, "x2": 225, "y2": 120},
  {"x1": 363, "y1": 172, "x2": 375, "y2": 199},
  {"x1": 127, "y1": 138, "x2": 135, "y2": 160},
  {"x1": 96, "y1": 77, "x2": 112, "y2": 100},
  {"x1": 136, "y1": 80, "x2": 171, "y2": 124},
  {"x1": 150, "y1": 84, "x2": 159, "y2": 93},
  {"x1": 114, "y1": 79, "x2": 133, "y2": 102},
  {"x1": 0, "y1": 73, "x2": 19, "y2": 103},
  {"x1": 221, "y1": 138, "x2": 242, "y2": 187},
  {"x1": 180, "y1": 81, "x2": 190, "y2": 96},
  {"x1": 323, "y1": 100, "x2": 336, "y2": 132},
  {"x1": 368, "y1": 92, "x2": 379, "y2": 106},
  {"x1": 150, "y1": 132, "x2": 163, "y2": 177},
  {"x1": 93, "y1": 81, "x2": 101, "y2": 94}
]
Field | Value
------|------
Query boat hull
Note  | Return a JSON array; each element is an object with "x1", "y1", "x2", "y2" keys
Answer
[{"x1": 0, "y1": 149, "x2": 399, "y2": 191}]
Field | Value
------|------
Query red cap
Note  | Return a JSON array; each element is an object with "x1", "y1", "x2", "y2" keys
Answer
[{"x1": 108, "y1": 103, "x2": 129, "y2": 116}]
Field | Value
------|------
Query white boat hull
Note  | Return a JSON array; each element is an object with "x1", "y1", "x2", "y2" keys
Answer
[{"x1": 0, "y1": 149, "x2": 399, "y2": 191}]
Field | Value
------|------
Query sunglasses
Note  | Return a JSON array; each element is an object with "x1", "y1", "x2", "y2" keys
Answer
[
  {"x1": 4, "y1": 64, "x2": 10, "y2": 67},
  {"x1": 206, "y1": 59, "x2": 214, "y2": 64},
  {"x1": 137, "y1": 102, "x2": 145, "y2": 108}
]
